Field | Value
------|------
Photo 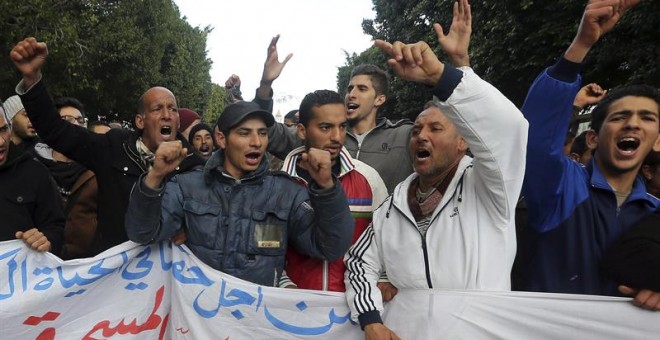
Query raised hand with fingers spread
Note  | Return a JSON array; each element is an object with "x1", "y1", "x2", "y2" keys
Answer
[
  {"x1": 435, "y1": 0, "x2": 472, "y2": 67},
  {"x1": 261, "y1": 35, "x2": 293, "y2": 85}
]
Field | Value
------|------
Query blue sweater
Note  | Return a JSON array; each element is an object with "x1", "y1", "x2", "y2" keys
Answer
[{"x1": 519, "y1": 58, "x2": 659, "y2": 296}]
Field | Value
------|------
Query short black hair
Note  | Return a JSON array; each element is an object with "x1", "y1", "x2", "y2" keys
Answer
[
  {"x1": 284, "y1": 110, "x2": 299, "y2": 123},
  {"x1": 349, "y1": 64, "x2": 389, "y2": 97},
  {"x1": 87, "y1": 120, "x2": 110, "y2": 131},
  {"x1": 570, "y1": 131, "x2": 590, "y2": 157},
  {"x1": 298, "y1": 90, "x2": 344, "y2": 127},
  {"x1": 590, "y1": 85, "x2": 660, "y2": 133},
  {"x1": 54, "y1": 97, "x2": 86, "y2": 118}
]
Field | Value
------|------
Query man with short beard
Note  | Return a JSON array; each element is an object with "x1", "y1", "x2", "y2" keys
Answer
[
  {"x1": 3, "y1": 95, "x2": 38, "y2": 155},
  {"x1": 189, "y1": 123, "x2": 215, "y2": 160},
  {"x1": 0, "y1": 103, "x2": 64, "y2": 254},
  {"x1": 279, "y1": 90, "x2": 387, "y2": 292}
]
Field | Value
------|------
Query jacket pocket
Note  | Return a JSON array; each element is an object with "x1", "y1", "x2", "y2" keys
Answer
[
  {"x1": 248, "y1": 210, "x2": 287, "y2": 256},
  {"x1": 182, "y1": 200, "x2": 222, "y2": 249},
  {"x1": 2, "y1": 191, "x2": 38, "y2": 227}
]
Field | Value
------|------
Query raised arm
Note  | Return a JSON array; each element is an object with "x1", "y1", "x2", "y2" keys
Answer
[
  {"x1": 253, "y1": 35, "x2": 303, "y2": 158},
  {"x1": 435, "y1": 0, "x2": 472, "y2": 67},
  {"x1": 11, "y1": 37, "x2": 110, "y2": 172},
  {"x1": 521, "y1": 0, "x2": 639, "y2": 232},
  {"x1": 256, "y1": 35, "x2": 292, "y2": 101},
  {"x1": 376, "y1": 27, "x2": 527, "y2": 226}
]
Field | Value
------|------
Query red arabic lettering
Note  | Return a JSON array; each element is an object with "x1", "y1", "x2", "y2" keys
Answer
[
  {"x1": 36, "y1": 327, "x2": 55, "y2": 340},
  {"x1": 83, "y1": 286, "x2": 169, "y2": 340}
]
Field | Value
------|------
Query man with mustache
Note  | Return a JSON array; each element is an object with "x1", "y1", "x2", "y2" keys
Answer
[
  {"x1": 9, "y1": 37, "x2": 205, "y2": 255},
  {"x1": 189, "y1": 123, "x2": 215, "y2": 160},
  {"x1": 124, "y1": 101, "x2": 355, "y2": 287}
]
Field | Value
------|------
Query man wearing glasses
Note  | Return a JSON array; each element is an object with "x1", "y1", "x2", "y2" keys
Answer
[{"x1": 32, "y1": 97, "x2": 99, "y2": 259}]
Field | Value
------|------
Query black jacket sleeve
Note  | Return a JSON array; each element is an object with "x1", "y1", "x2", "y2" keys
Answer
[
  {"x1": 602, "y1": 213, "x2": 660, "y2": 291},
  {"x1": 19, "y1": 80, "x2": 111, "y2": 173}
]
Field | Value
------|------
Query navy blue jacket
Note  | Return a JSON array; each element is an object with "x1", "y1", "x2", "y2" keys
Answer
[
  {"x1": 125, "y1": 150, "x2": 355, "y2": 287},
  {"x1": 519, "y1": 58, "x2": 659, "y2": 295}
]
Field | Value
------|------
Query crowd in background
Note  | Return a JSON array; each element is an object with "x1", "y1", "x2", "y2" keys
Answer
[{"x1": 1, "y1": 0, "x2": 658, "y2": 339}]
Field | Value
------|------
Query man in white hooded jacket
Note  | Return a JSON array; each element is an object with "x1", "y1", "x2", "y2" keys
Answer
[{"x1": 344, "y1": 30, "x2": 528, "y2": 340}]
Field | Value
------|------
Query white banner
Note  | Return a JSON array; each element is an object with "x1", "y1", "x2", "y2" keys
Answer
[{"x1": 0, "y1": 240, "x2": 657, "y2": 339}]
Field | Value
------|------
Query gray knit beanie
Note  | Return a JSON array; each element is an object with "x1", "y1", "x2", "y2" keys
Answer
[{"x1": 3, "y1": 95, "x2": 25, "y2": 121}]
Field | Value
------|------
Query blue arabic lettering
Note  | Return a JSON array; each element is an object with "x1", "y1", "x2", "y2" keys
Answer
[
  {"x1": 0, "y1": 247, "x2": 21, "y2": 300},
  {"x1": 121, "y1": 247, "x2": 154, "y2": 280},
  {"x1": 56, "y1": 255, "x2": 128, "y2": 289},
  {"x1": 33, "y1": 267, "x2": 54, "y2": 291},
  {"x1": 192, "y1": 279, "x2": 258, "y2": 318},
  {"x1": 171, "y1": 260, "x2": 213, "y2": 286},
  {"x1": 263, "y1": 306, "x2": 352, "y2": 335}
]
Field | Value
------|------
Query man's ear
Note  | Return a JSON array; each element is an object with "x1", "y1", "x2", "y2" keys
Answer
[
  {"x1": 586, "y1": 130, "x2": 598, "y2": 149},
  {"x1": 569, "y1": 152, "x2": 580, "y2": 162},
  {"x1": 374, "y1": 94, "x2": 386, "y2": 108},
  {"x1": 457, "y1": 137, "x2": 468, "y2": 153},
  {"x1": 653, "y1": 135, "x2": 660, "y2": 152},
  {"x1": 134, "y1": 114, "x2": 144, "y2": 130},
  {"x1": 216, "y1": 129, "x2": 226, "y2": 149},
  {"x1": 296, "y1": 123, "x2": 306, "y2": 141}
]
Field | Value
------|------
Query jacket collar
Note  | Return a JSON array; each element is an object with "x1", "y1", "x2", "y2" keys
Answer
[
  {"x1": 281, "y1": 146, "x2": 356, "y2": 182},
  {"x1": 123, "y1": 130, "x2": 201, "y2": 173},
  {"x1": 390, "y1": 154, "x2": 472, "y2": 217},
  {"x1": 587, "y1": 158, "x2": 659, "y2": 207}
]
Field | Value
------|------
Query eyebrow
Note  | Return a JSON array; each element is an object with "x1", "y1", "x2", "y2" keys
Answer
[{"x1": 609, "y1": 109, "x2": 660, "y2": 117}]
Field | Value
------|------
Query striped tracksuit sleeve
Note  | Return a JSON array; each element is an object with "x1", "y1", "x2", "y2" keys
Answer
[{"x1": 344, "y1": 224, "x2": 385, "y2": 327}]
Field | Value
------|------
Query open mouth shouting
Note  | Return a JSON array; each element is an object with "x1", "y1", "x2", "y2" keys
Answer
[
  {"x1": 615, "y1": 136, "x2": 641, "y2": 157},
  {"x1": 199, "y1": 144, "x2": 211, "y2": 156},
  {"x1": 245, "y1": 151, "x2": 262, "y2": 166},
  {"x1": 160, "y1": 125, "x2": 174, "y2": 141},
  {"x1": 415, "y1": 148, "x2": 431, "y2": 161},
  {"x1": 346, "y1": 103, "x2": 359, "y2": 116}
]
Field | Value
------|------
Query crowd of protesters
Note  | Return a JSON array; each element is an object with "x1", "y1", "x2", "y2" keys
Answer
[{"x1": 1, "y1": 0, "x2": 658, "y2": 339}]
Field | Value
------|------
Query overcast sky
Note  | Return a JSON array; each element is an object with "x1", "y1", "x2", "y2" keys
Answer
[{"x1": 173, "y1": 0, "x2": 376, "y2": 117}]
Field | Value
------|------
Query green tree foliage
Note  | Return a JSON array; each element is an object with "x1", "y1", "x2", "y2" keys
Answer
[
  {"x1": 340, "y1": 0, "x2": 660, "y2": 120},
  {"x1": 203, "y1": 83, "x2": 228, "y2": 126},
  {"x1": 0, "y1": 0, "x2": 213, "y2": 123}
]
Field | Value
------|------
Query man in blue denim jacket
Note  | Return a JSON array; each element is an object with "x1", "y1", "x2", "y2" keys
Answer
[{"x1": 124, "y1": 101, "x2": 354, "y2": 287}]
